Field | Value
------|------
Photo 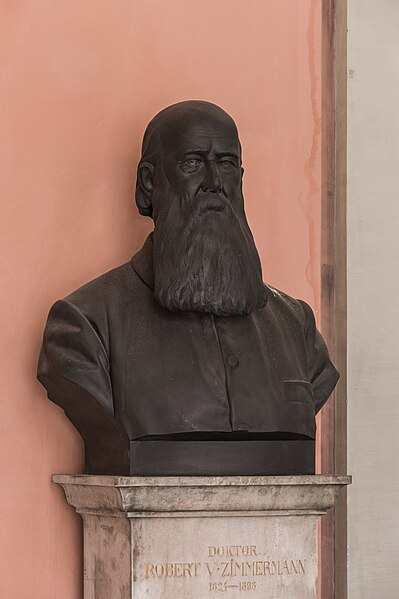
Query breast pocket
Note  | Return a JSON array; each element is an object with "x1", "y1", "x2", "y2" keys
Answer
[{"x1": 282, "y1": 380, "x2": 315, "y2": 409}]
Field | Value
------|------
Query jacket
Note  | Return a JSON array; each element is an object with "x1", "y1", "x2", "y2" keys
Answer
[{"x1": 38, "y1": 234, "x2": 339, "y2": 471}]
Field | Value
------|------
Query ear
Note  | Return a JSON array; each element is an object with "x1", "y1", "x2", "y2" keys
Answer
[
  {"x1": 239, "y1": 167, "x2": 245, "y2": 195},
  {"x1": 135, "y1": 162, "x2": 155, "y2": 217}
]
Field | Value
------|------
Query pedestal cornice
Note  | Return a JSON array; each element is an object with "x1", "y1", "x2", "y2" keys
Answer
[{"x1": 53, "y1": 474, "x2": 351, "y2": 516}]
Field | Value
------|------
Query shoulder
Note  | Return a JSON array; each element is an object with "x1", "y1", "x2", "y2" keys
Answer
[
  {"x1": 43, "y1": 261, "x2": 148, "y2": 352},
  {"x1": 54, "y1": 259, "x2": 152, "y2": 324},
  {"x1": 64, "y1": 262, "x2": 135, "y2": 312},
  {"x1": 263, "y1": 284, "x2": 313, "y2": 330}
]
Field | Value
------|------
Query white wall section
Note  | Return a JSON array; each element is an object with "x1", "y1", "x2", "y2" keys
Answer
[{"x1": 347, "y1": 1, "x2": 399, "y2": 597}]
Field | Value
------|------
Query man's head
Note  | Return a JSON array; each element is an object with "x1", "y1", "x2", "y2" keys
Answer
[
  {"x1": 136, "y1": 101, "x2": 243, "y2": 218},
  {"x1": 135, "y1": 101, "x2": 267, "y2": 316}
]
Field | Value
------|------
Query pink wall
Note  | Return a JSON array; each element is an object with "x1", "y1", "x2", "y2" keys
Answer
[{"x1": 0, "y1": 1, "x2": 321, "y2": 596}]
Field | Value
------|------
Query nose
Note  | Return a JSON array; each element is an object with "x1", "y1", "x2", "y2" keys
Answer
[{"x1": 201, "y1": 160, "x2": 222, "y2": 193}]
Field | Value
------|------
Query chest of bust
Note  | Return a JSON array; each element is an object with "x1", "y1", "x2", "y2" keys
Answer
[{"x1": 108, "y1": 294, "x2": 315, "y2": 440}]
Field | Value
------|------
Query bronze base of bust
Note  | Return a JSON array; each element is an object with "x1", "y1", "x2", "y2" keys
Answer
[{"x1": 129, "y1": 433, "x2": 315, "y2": 476}]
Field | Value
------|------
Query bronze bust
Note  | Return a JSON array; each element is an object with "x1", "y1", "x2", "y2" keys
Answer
[{"x1": 38, "y1": 101, "x2": 339, "y2": 476}]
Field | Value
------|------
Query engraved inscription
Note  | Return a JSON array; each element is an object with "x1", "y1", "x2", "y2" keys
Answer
[
  {"x1": 145, "y1": 562, "x2": 201, "y2": 578},
  {"x1": 208, "y1": 546, "x2": 258, "y2": 557},
  {"x1": 144, "y1": 543, "x2": 307, "y2": 592},
  {"x1": 206, "y1": 558, "x2": 306, "y2": 578},
  {"x1": 209, "y1": 581, "x2": 258, "y2": 592}
]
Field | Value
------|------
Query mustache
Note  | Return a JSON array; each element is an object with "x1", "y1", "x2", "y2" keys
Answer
[
  {"x1": 181, "y1": 192, "x2": 233, "y2": 238},
  {"x1": 193, "y1": 191, "x2": 229, "y2": 214}
]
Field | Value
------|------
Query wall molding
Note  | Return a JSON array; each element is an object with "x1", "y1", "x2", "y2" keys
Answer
[{"x1": 320, "y1": 0, "x2": 347, "y2": 598}]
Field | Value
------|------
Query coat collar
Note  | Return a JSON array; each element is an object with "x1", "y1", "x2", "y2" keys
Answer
[{"x1": 130, "y1": 233, "x2": 155, "y2": 289}]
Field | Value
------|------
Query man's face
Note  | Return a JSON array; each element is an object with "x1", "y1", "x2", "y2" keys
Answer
[{"x1": 153, "y1": 114, "x2": 244, "y2": 219}]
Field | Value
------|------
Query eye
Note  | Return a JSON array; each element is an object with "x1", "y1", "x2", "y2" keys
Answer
[
  {"x1": 181, "y1": 158, "x2": 203, "y2": 173},
  {"x1": 219, "y1": 159, "x2": 236, "y2": 172}
]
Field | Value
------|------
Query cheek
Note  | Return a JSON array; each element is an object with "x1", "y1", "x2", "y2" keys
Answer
[
  {"x1": 223, "y1": 177, "x2": 242, "y2": 198},
  {"x1": 175, "y1": 176, "x2": 201, "y2": 196},
  {"x1": 153, "y1": 188, "x2": 194, "y2": 225}
]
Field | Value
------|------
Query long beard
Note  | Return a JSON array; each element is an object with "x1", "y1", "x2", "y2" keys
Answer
[{"x1": 152, "y1": 191, "x2": 267, "y2": 316}]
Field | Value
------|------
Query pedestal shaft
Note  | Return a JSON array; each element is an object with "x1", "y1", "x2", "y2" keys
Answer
[{"x1": 54, "y1": 474, "x2": 351, "y2": 599}]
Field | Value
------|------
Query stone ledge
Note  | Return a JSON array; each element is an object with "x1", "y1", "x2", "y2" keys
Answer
[{"x1": 53, "y1": 474, "x2": 351, "y2": 515}]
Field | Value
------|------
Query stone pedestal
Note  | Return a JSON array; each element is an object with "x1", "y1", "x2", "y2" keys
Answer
[{"x1": 54, "y1": 474, "x2": 350, "y2": 599}]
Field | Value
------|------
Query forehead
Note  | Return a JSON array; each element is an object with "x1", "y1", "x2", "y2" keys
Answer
[{"x1": 160, "y1": 112, "x2": 240, "y2": 157}]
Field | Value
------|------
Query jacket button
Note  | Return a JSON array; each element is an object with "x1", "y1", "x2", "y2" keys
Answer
[{"x1": 227, "y1": 354, "x2": 239, "y2": 368}]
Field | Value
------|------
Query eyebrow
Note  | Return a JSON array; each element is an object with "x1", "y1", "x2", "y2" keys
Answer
[
  {"x1": 216, "y1": 151, "x2": 240, "y2": 160},
  {"x1": 183, "y1": 149, "x2": 208, "y2": 155},
  {"x1": 183, "y1": 149, "x2": 240, "y2": 159}
]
